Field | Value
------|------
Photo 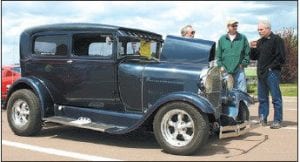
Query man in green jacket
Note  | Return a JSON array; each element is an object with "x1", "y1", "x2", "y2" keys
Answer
[{"x1": 216, "y1": 19, "x2": 250, "y2": 92}]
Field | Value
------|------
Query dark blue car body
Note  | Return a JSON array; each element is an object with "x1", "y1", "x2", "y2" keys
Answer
[{"x1": 6, "y1": 23, "x2": 253, "y2": 155}]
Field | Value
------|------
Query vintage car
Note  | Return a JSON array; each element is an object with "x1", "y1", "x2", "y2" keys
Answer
[
  {"x1": 1, "y1": 65, "x2": 21, "y2": 105},
  {"x1": 6, "y1": 23, "x2": 253, "y2": 155}
]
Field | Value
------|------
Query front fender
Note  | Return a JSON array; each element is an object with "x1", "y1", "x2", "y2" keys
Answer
[
  {"x1": 223, "y1": 89, "x2": 254, "y2": 120},
  {"x1": 149, "y1": 91, "x2": 216, "y2": 115},
  {"x1": 231, "y1": 89, "x2": 254, "y2": 106},
  {"x1": 113, "y1": 91, "x2": 216, "y2": 134},
  {"x1": 6, "y1": 76, "x2": 54, "y2": 118}
]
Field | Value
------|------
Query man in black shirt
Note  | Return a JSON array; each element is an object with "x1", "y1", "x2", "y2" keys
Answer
[{"x1": 250, "y1": 20, "x2": 286, "y2": 129}]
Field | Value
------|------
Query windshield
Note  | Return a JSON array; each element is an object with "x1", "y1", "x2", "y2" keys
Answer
[{"x1": 118, "y1": 37, "x2": 162, "y2": 60}]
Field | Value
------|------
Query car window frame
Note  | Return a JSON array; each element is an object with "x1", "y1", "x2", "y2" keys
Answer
[
  {"x1": 31, "y1": 31, "x2": 71, "y2": 59},
  {"x1": 117, "y1": 36, "x2": 162, "y2": 60}
]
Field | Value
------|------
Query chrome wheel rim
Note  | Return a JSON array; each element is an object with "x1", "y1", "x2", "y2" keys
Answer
[
  {"x1": 161, "y1": 109, "x2": 195, "y2": 147},
  {"x1": 11, "y1": 99, "x2": 30, "y2": 127}
]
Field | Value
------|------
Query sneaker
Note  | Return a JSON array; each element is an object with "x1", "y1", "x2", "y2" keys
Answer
[
  {"x1": 260, "y1": 120, "x2": 268, "y2": 126},
  {"x1": 270, "y1": 121, "x2": 281, "y2": 129},
  {"x1": 259, "y1": 116, "x2": 267, "y2": 126}
]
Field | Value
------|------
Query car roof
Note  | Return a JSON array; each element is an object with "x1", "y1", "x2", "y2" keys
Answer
[{"x1": 23, "y1": 23, "x2": 162, "y2": 38}]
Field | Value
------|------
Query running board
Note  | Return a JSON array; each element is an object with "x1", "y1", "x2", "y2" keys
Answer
[
  {"x1": 219, "y1": 121, "x2": 250, "y2": 139},
  {"x1": 44, "y1": 116, "x2": 127, "y2": 133}
]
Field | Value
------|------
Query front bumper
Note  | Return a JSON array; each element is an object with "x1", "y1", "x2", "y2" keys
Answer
[{"x1": 219, "y1": 121, "x2": 250, "y2": 139}]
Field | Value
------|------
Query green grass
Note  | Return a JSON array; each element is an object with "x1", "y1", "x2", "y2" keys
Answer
[
  {"x1": 245, "y1": 67, "x2": 297, "y2": 96},
  {"x1": 248, "y1": 83, "x2": 297, "y2": 96},
  {"x1": 245, "y1": 67, "x2": 257, "y2": 77}
]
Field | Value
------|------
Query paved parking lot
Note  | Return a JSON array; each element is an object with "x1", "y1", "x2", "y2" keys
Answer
[{"x1": 2, "y1": 97, "x2": 298, "y2": 161}]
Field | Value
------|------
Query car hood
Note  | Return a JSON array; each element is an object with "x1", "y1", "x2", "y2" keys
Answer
[{"x1": 160, "y1": 35, "x2": 216, "y2": 65}]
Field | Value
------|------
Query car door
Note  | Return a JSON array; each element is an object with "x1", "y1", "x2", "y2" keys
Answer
[{"x1": 65, "y1": 32, "x2": 119, "y2": 110}]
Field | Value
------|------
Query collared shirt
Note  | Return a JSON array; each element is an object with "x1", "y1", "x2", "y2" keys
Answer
[
  {"x1": 228, "y1": 33, "x2": 236, "y2": 41},
  {"x1": 250, "y1": 32, "x2": 286, "y2": 79}
]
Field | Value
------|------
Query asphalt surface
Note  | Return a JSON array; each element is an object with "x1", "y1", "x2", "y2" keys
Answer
[{"x1": 2, "y1": 97, "x2": 298, "y2": 161}]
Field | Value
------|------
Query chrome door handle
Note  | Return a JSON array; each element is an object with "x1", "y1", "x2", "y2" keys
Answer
[{"x1": 67, "y1": 60, "x2": 73, "y2": 64}]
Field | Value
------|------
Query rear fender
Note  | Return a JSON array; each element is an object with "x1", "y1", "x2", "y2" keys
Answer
[{"x1": 6, "y1": 76, "x2": 54, "y2": 118}]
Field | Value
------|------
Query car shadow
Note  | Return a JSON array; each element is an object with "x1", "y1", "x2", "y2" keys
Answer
[
  {"x1": 281, "y1": 121, "x2": 297, "y2": 127},
  {"x1": 192, "y1": 131, "x2": 266, "y2": 156},
  {"x1": 249, "y1": 115, "x2": 298, "y2": 127},
  {"x1": 38, "y1": 120, "x2": 267, "y2": 156},
  {"x1": 37, "y1": 111, "x2": 297, "y2": 156},
  {"x1": 39, "y1": 124, "x2": 160, "y2": 149}
]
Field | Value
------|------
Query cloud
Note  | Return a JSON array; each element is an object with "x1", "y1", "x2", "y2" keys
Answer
[{"x1": 2, "y1": 1, "x2": 297, "y2": 65}]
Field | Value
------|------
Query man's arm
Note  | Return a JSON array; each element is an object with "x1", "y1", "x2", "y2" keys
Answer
[
  {"x1": 250, "y1": 40, "x2": 259, "y2": 60},
  {"x1": 241, "y1": 37, "x2": 250, "y2": 67},
  {"x1": 216, "y1": 38, "x2": 223, "y2": 67},
  {"x1": 269, "y1": 36, "x2": 286, "y2": 69}
]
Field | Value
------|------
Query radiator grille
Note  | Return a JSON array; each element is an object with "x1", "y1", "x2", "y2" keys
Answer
[{"x1": 204, "y1": 67, "x2": 222, "y2": 117}]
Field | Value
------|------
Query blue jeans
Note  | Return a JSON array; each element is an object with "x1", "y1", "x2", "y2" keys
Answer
[
  {"x1": 258, "y1": 69, "x2": 283, "y2": 122},
  {"x1": 233, "y1": 68, "x2": 247, "y2": 92}
]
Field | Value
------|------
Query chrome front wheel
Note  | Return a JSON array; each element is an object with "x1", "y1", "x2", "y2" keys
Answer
[
  {"x1": 161, "y1": 109, "x2": 195, "y2": 147},
  {"x1": 153, "y1": 102, "x2": 209, "y2": 155}
]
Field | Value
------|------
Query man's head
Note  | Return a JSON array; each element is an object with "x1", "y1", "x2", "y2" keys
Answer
[
  {"x1": 258, "y1": 20, "x2": 272, "y2": 38},
  {"x1": 227, "y1": 19, "x2": 239, "y2": 34},
  {"x1": 181, "y1": 25, "x2": 195, "y2": 38}
]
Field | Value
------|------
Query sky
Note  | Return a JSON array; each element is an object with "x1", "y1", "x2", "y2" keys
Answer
[{"x1": 1, "y1": 1, "x2": 297, "y2": 65}]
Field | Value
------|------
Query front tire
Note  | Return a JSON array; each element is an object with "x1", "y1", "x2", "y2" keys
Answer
[
  {"x1": 153, "y1": 102, "x2": 209, "y2": 155},
  {"x1": 7, "y1": 89, "x2": 42, "y2": 136}
]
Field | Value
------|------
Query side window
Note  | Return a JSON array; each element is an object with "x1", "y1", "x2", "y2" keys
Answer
[
  {"x1": 33, "y1": 35, "x2": 68, "y2": 56},
  {"x1": 127, "y1": 42, "x2": 140, "y2": 55},
  {"x1": 88, "y1": 42, "x2": 112, "y2": 57},
  {"x1": 73, "y1": 33, "x2": 113, "y2": 59}
]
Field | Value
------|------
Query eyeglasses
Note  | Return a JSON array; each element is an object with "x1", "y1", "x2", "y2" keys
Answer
[
  {"x1": 191, "y1": 31, "x2": 195, "y2": 34},
  {"x1": 231, "y1": 25, "x2": 238, "y2": 28}
]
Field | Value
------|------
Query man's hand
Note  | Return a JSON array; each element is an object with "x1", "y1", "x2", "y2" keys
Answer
[
  {"x1": 250, "y1": 40, "x2": 257, "y2": 48},
  {"x1": 220, "y1": 66, "x2": 225, "y2": 73}
]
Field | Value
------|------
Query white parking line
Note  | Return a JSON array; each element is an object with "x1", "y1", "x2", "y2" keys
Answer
[
  {"x1": 286, "y1": 109, "x2": 297, "y2": 111},
  {"x1": 3, "y1": 140, "x2": 121, "y2": 161}
]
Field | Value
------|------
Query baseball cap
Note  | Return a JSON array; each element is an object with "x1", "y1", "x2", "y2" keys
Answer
[{"x1": 227, "y1": 19, "x2": 239, "y2": 25}]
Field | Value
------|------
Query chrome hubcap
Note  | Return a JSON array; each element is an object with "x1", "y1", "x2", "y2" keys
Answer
[
  {"x1": 11, "y1": 99, "x2": 30, "y2": 127},
  {"x1": 161, "y1": 109, "x2": 195, "y2": 147}
]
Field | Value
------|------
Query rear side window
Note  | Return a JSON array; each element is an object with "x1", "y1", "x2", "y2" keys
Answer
[
  {"x1": 33, "y1": 35, "x2": 68, "y2": 56},
  {"x1": 73, "y1": 33, "x2": 113, "y2": 59}
]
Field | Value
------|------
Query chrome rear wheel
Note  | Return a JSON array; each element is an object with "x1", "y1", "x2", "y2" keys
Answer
[
  {"x1": 11, "y1": 99, "x2": 30, "y2": 127},
  {"x1": 7, "y1": 89, "x2": 42, "y2": 136}
]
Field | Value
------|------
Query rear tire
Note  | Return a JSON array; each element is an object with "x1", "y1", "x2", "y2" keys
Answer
[
  {"x1": 153, "y1": 102, "x2": 209, "y2": 155},
  {"x1": 7, "y1": 89, "x2": 42, "y2": 136}
]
